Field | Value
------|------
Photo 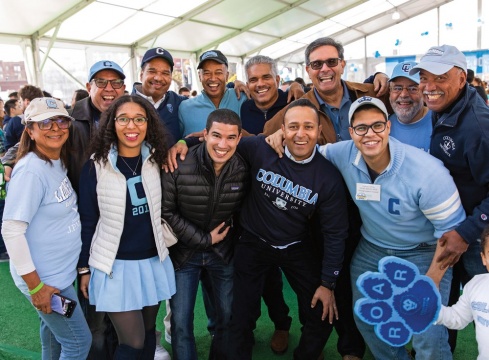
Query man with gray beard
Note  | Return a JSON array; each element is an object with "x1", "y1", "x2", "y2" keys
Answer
[{"x1": 388, "y1": 61, "x2": 432, "y2": 152}]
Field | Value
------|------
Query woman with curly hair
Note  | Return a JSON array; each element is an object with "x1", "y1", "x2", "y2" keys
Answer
[{"x1": 77, "y1": 95, "x2": 176, "y2": 359}]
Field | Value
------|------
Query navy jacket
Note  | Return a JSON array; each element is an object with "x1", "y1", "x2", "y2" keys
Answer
[
  {"x1": 240, "y1": 89, "x2": 288, "y2": 135},
  {"x1": 4, "y1": 115, "x2": 23, "y2": 151},
  {"x1": 131, "y1": 84, "x2": 187, "y2": 146},
  {"x1": 430, "y1": 84, "x2": 489, "y2": 243}
]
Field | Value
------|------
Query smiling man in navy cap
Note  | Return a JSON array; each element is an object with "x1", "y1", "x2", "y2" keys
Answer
[
  {"x1": 178, "y1": 50, "x2": 250, "y2": 137},
  {"x1": 131, "y1": 47, "x2": 188, "y2": 146}
]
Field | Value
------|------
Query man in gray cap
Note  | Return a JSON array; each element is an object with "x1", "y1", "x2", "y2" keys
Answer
[
  {"x1": 410, "y1": 44, "x2": 489, "y2": 352},
  {"x1": 388, "y1": 61, "x2": 431, "y2": 151},
  {"x1": 410, "y1": 45, "x2": 489, "y2": 277}
]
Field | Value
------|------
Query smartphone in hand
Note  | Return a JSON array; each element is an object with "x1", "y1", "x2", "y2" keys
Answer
[{"x1": 51, "y1": 293, "x2": 77, "y2": 318}]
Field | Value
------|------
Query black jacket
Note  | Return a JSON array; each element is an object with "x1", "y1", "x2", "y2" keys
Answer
[
  {"x1": 161, "y1": 143, "x2": 249, "y2": 269},
  {"x1": 68, "y1": 97, "x2": 99, "y2": 194}
]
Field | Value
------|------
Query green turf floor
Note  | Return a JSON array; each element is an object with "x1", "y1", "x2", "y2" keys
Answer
[{"x1": 0, "y1": 262, "x2": 478, "y2": 359}]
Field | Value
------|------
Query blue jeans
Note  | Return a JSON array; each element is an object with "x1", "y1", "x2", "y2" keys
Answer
[
  {"x1": 351, "y1": 238, "x2": 452, "y2": 360},
  {"x1": 170, "y1": 250, "x2": 233, "y2": 360},
  {"x1": 34, "y1": 285, "x2": 92, "y2": 360}
]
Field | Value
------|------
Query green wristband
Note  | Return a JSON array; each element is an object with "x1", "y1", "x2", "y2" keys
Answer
[
  {"x1": 29, "y1": 281, "x2": 45, "y2": 295},
  {"x1": 177, "y1": 139, "x2": 186, "y2": 144}
]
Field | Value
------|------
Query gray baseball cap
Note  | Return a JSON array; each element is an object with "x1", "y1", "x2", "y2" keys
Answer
[
  {"x1": 410, "y1": 45, "x2": 467, "y2": 76},
  {"x1": 348, "y1": 96, "x2": 388, "y2": 125}
]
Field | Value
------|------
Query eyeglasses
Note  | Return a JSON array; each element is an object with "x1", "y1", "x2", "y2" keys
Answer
[
  {"x1": 92, "y1": 78, "x2": 124, "y2": 89},
  {"x1": 115, "y1": 116, "x2": 148, "y2": 126},
  {"x1": 307, "y1": 58, "x2": 343, "y2": 70},
  {"x1": 351, "y1": 121, "x2": 387, "y2": 136},
  {"x1": 32, "y1": 117, "x2": 72, "y2": 131},
  {"x1": 390, "y1": 85, "x2": 419, "y2": 94}
]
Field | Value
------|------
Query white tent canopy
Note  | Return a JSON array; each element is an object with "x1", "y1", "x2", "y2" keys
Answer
[{"x1": 0, "y1": 0, "x2": 454, "y2": 61}]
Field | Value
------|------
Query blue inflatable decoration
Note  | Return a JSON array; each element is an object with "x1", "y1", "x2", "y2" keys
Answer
[{"x1": 354, "y1": 256, "x2": 441, "y2": 347}]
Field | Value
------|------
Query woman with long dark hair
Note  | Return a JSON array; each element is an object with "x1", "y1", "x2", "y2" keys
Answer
[
  {"x1": 2, "y1": 97, "x2": 91, "y2": 359},
  {"x1": 78, "y1": 95, "x2": 175, "y2": 359}
]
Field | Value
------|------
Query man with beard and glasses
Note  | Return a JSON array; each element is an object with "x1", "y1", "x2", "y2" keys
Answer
[{"x1": 388, "y1": 61, "x2": 432, "y2": 152}]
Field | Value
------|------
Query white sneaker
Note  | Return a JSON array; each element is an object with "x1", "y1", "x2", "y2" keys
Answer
[{"x1": 154, "y1": 344, "x2": 171, "y2": 360}]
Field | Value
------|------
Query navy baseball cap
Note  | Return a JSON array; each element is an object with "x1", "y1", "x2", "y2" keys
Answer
[
  {"x1": 410, "y1": 45, "x2": 467, "y2": 76},
  {"x1": 389, "y1": 61, "x2": 420, "y2": 84},
  {"x1": 197, "y1": 50, "x2": 228, "y2": 69},
  {"x1": 141, "y1": 48, "x2": 174, "y2": 70},
  {"x1": 89, "y1": 60, "x2": 125, "y2": 81}
]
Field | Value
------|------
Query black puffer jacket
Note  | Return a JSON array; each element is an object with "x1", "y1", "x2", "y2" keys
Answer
[{"x1": 161, "y1": 143, "x2": 249, "y2": 270}]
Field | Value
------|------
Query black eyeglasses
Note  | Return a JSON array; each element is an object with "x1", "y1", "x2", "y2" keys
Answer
[
  {"x1": 351, "y1": 121, "x2": 387, "y2": 136},
  {"x1": 390, "y1": 85, "x2": 419, "y2": 94},
  {"x1": 92, "y1": 78, "x2": 124, "y2": 89},
  {"x1": 308, "y1": 58, "x2": 342, "y2": 70},
  {"x1": 32, "y1": 117, "x2": 72, "y2": 131},
  {"x1": 115, "y1": 116, "x2": 148, "y2": 126}
]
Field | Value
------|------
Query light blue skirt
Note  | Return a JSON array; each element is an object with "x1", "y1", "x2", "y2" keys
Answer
[{"x1": 89, "y1": 256, "x2": 176, "y2": 312}]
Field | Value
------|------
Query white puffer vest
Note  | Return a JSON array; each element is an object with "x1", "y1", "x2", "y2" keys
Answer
[{"x1": 88, "y1": 143, "x2": 169, "y2": 275}]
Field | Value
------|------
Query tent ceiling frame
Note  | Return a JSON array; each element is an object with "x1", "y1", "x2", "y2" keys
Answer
[
  {"x1": 240, "y1": 0, "x2": 367, "y2": 59},
  {"x1": 275, "y1": 0, "x2": 452, "y2": 63},
  {"x1": 193, "y1": 0, "x2": 309, "y2": 56},
  {"x1": 133, "y1": 0, "x2": 225, "y2": 48},
  {"x1": 34, "y1": 0, "x2": 97, "y2": 38}
]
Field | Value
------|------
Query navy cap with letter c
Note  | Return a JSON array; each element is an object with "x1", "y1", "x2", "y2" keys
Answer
[{"x1": 141, "y1": 48, "x2": 174, "y2": 71}]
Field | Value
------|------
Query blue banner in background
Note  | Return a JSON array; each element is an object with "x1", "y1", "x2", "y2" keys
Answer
[{"x1": 463, "y1": 50, "x2": 489, "y2": 75}]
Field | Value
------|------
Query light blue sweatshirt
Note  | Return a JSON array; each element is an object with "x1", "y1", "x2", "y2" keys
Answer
[
  {"x1": 318, "y1": 137, "x2": 466, "y2": 250},
  {"x1": 179, "y1": 88, "x2": 246, "y2": 136}
]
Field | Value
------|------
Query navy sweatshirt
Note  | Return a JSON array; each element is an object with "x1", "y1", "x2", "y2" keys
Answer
[{"x1": 237, "y1": 136, "x2": 348, "y2": 284}]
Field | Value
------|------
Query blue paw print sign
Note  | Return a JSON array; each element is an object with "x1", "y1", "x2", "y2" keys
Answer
[{"x1": 354, "y1": 256, "x2": 441, "y2": 347}]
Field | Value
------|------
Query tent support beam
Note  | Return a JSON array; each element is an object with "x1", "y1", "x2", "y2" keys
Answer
[
  {"x1": 193, "y1": 0, "x2": 309, "y2": 56},
  {"x1": 134, "y1": 0, "x2": 224, "y2": 48},
  {"x1": 40, "y1": 22, "x2": 61, "y2": 71}
]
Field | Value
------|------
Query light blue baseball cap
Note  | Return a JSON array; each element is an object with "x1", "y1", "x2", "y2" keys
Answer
[
  {"x1": 410, "y1": 45, "x2": 467, "y2": 76},
  {"x1": 89, "y1": 60, "x2": 125, "y2": 81},
  {"x1": 389, "y1": 61, "x2": 419, "y2": 84}
]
